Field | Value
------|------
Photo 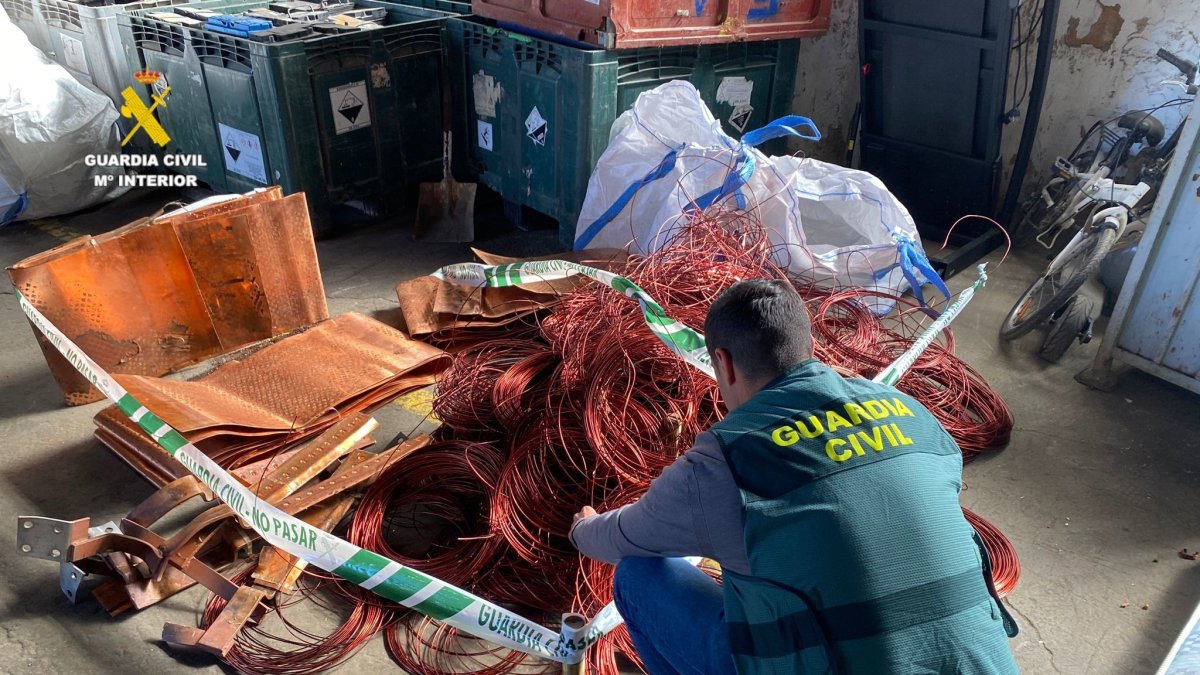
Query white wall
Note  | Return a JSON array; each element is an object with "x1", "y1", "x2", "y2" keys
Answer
[{"x1": 791, "y1": 0, "x2": 1198, "y2": 198}]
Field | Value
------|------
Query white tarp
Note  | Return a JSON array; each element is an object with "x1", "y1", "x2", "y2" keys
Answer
[{"x1": 0, "y1": 6, "x2": 126, "y2": 226}]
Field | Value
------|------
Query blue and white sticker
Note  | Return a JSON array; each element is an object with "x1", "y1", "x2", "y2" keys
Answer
[
  {"x1": 525, "y1": 106, "x2": 548, "y2": 146},
  {"x1": 477, "y1": 120, "x2": 494, "y2": 151}
]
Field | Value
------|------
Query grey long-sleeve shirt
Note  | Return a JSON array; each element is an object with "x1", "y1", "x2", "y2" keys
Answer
[{"x1": 569, "y1": 431, "x2": 752, "y2": 576}]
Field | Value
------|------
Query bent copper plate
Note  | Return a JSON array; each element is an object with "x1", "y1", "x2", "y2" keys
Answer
[
  {"x1": 172, "y1": 193, "x2": 327, "y2": 349},
  {"x1": 8, "y1": 189, "x2": 327, "y2": 405},
  {"x1": 395, "y1": 276, "x2": 556, "y2": 337},
  {"x1": 114, "y1": 313, "x2": 447, "y2": 432},
  {"x1": 94, "y1": 313, "x2": 448, "y2": 480},
  {"x1": 94, "y1": 411, "x2": 189, "y2": 486}
]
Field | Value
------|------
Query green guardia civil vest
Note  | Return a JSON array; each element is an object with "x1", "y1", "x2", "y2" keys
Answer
[{"x1": 709, "y1": 360, "x2": 1019, "y2": 674}]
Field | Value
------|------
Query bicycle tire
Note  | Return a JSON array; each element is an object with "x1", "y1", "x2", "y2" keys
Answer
[
  {"x1": 1037, "y1": 295, "x2": 1087, "y2": 363},
  {"x1": 1000, "y1": 226, "x2": 1118, "y2": 340}
]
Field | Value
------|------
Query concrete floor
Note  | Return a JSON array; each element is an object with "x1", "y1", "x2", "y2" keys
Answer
[{"x1": 1, "y1": 188, "x2": 1198, "y2": 674}]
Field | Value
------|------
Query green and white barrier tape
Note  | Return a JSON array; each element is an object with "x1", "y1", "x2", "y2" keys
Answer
[
  {"x1": 15, "y1": 291, "x2": 593, "y2": 665},
  {"x1": 433, "y1": 260, "x2": 714, "y2": 377},
  {"x1": 872, "y1": 265, "x2": 988, "y2": 386},
  {"x1": 16, "y1": 258, "x2": 984, "y2": 663}
]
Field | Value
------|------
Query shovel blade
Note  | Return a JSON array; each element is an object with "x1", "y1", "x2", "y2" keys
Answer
[{"x1": 415, "y1": 177, "x2": 476, "y2": 242}]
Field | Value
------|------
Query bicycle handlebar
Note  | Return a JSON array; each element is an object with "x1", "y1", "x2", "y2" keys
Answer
[{"x1": 1157, "y1": 48, "x2": 1197, "y2": 84}]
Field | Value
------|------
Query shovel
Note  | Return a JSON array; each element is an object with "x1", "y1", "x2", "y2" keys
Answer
[{"x1": 414, "y1": 130, "x2": 476, "y2": 242}]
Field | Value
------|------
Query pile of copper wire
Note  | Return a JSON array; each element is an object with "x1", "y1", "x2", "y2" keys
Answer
[
  {"x1": 202, "y1": 210, "x2": 1019, "y2": 674},
  {"x1": 359, "y1": 211, "x2": 1017, "y2": 674}
]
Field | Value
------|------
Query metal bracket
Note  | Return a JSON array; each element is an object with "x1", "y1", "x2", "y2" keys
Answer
[
  {"x1": 17, "y1": 517, "x2": 90, "y2": 562},
  {"x1": 89, "y1": 521, "x2": 121, "y2": 538},
  {"x1": 59, "y1": 563, "x2": 87, "y2": 603}
]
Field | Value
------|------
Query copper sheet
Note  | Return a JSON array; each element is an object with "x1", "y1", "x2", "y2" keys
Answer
[
  {"x1": 116, "y1": 313, "x2": 447, "y2": 433},
  {"x1": 8, "y1": 189, "x2": 327, "y2": 405},
  {"x1": 93, "y1": 313, "x2": 448, "y2": 479},
  {"x1": 95, "y1": 412, "x2": 189, "y2": 486}
]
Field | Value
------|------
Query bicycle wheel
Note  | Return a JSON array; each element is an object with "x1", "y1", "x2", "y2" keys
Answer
[
  {"x1": 1037, "y1": 295, "x2": 1088, "y2": 363},
  {"x1": 1000, "y1": 225, "x2": 1118, "y2": 340},
  {"x1": 1013, "y1": 184, "x2": 1072, "y2": 245},
  {"x1": 1013, "y1": 150, "x2": 1096, "y2": 246}
]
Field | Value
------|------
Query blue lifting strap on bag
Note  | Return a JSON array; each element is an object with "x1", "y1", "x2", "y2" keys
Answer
[
  {"x1": 573, "y1": 115, "x2": 821, "y2": 249},
  {"x1": 876, "y1": 237, "x2": 953, "y2": 315},
  {"x1": 573, "y1": 149, "x2": 680, "y2": 249}
]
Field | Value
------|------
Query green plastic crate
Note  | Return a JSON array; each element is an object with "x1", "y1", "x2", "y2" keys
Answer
[
  {"x1": 448, "y1": 17, "x2": 800, "y2": 246},
  {"x1": 39, "y1": 0, "x2": 188, "y2": 108},
  {"x1": 118, "y1": 0, "x2": 450, "y2": 222}
]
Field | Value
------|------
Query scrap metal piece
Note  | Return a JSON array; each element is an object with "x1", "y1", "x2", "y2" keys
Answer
[
  {"x1": 96, "y1": 523, "x2": 232, "y2": 616},
  {"x1": 394, "y1": 248, "x2": 628, "y2": 339},
  {"x1": 126, "y1": 476, "x2": 215, "y2": 526},
  {"x1": 162, "y1": 586, "x2": 268, "y2": 657},
  {"x1": 252, "y1": 449, "x2": 374, "y2": 596},
  {"x1": 19, "y1": 515, "x2": 166, "y2": 586},
  {"x1": 252, "y1": 413, "x2": 377, "y2": 502},
  {"x1": 114, "y1": 313, "x2": 447, "y2": 435},
  {"x1": 8, "y1": 188, "x2": 328, "y2": 405},
  {"x1": 92, "y1": 312, "x2": 447, "y2": 481},
  {"x1": 90, "y1": 423, "x2": 389, "y2": 613},
  {"x1": 94, "y1": 412, "x2": 190, "y2": 486}
]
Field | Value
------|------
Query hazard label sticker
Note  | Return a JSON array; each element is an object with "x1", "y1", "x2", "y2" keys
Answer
[
  {"x1": 473, "y1": 72, "x2": 502, "y2": 119},
  {"x1": 716, "y1": 76, "x2": 754, "y2": 108},
  {"x1": 477, "y1": 120, "x2": 493, "y2": 151},
  {"x1": 218, "y1": 123, "x2": 267, "y2": 184},
  {"x1": 728, "y1": 104, "x2": 754, "y2": 132},
  {"x1": 525, "y1": 106, "x2": 547, "y2": 146},
  {"x1": 329, "y1": 81, "x2": 371, "y2": 135},
  {"x1": 61, "y1": 34, "x2": 89, "y2": 76}
]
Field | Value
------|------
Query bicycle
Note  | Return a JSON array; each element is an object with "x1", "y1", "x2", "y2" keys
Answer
[{"x1": 999, "y1": 46, "x2": 1197, "y2": 361}]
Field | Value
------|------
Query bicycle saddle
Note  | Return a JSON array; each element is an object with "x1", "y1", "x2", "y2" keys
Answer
[{"x1": 1118, "y1": 111, "x2": 1166, "y2": 146}]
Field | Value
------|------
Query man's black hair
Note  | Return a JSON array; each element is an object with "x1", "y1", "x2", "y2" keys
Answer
[{"x1": 703, "y1": 279, "x2": 813, "y2": 382}]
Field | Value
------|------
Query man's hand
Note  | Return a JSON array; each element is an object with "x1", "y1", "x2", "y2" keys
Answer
[{"x1": 573, "y1": 505, "x2": 598, "y2": 527}]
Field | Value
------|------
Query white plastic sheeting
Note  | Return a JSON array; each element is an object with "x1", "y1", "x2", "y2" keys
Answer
[
  {"x1": 574, "y1": 81, "x2": 947, "y2": 308},
  {"x1": 0, "y1": 6, "x2": 126, "y2": 226}
]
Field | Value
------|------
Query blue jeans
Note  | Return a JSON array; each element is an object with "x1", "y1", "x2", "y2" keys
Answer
[{"x1": 612, "y1": 557, "x2": 737, "y2": 675}]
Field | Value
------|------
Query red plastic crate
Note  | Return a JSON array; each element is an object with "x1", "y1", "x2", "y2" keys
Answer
[{"x1": 471, "y1": 0, "x2": 831, "y2": 48}]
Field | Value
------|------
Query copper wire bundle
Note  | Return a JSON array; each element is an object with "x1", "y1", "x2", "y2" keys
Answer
[
  {"x1": 347, "y1": 440, "x2": 506, "y2": 588},
  {"x1": 964, "y1": 507, "x2": 1022, "y2": 598},
  {"x1": 385, "y1": 612, "x2": 557, "y2": 675},
  {"x1": 200, "y1": 565, "x2": 394, "y2": 675}
]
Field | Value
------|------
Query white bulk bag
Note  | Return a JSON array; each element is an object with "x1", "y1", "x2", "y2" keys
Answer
[{"x1": 574, "y1": 81, "x2": 948, "y2": 310}]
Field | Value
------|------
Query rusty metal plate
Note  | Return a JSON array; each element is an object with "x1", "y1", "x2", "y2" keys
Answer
[
  {"x1": 8, "y1": 189, "x2": 327, "y2": 405},
  {"x1": 471, "y1": 0, "x2": 830, "y2": 48}
]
